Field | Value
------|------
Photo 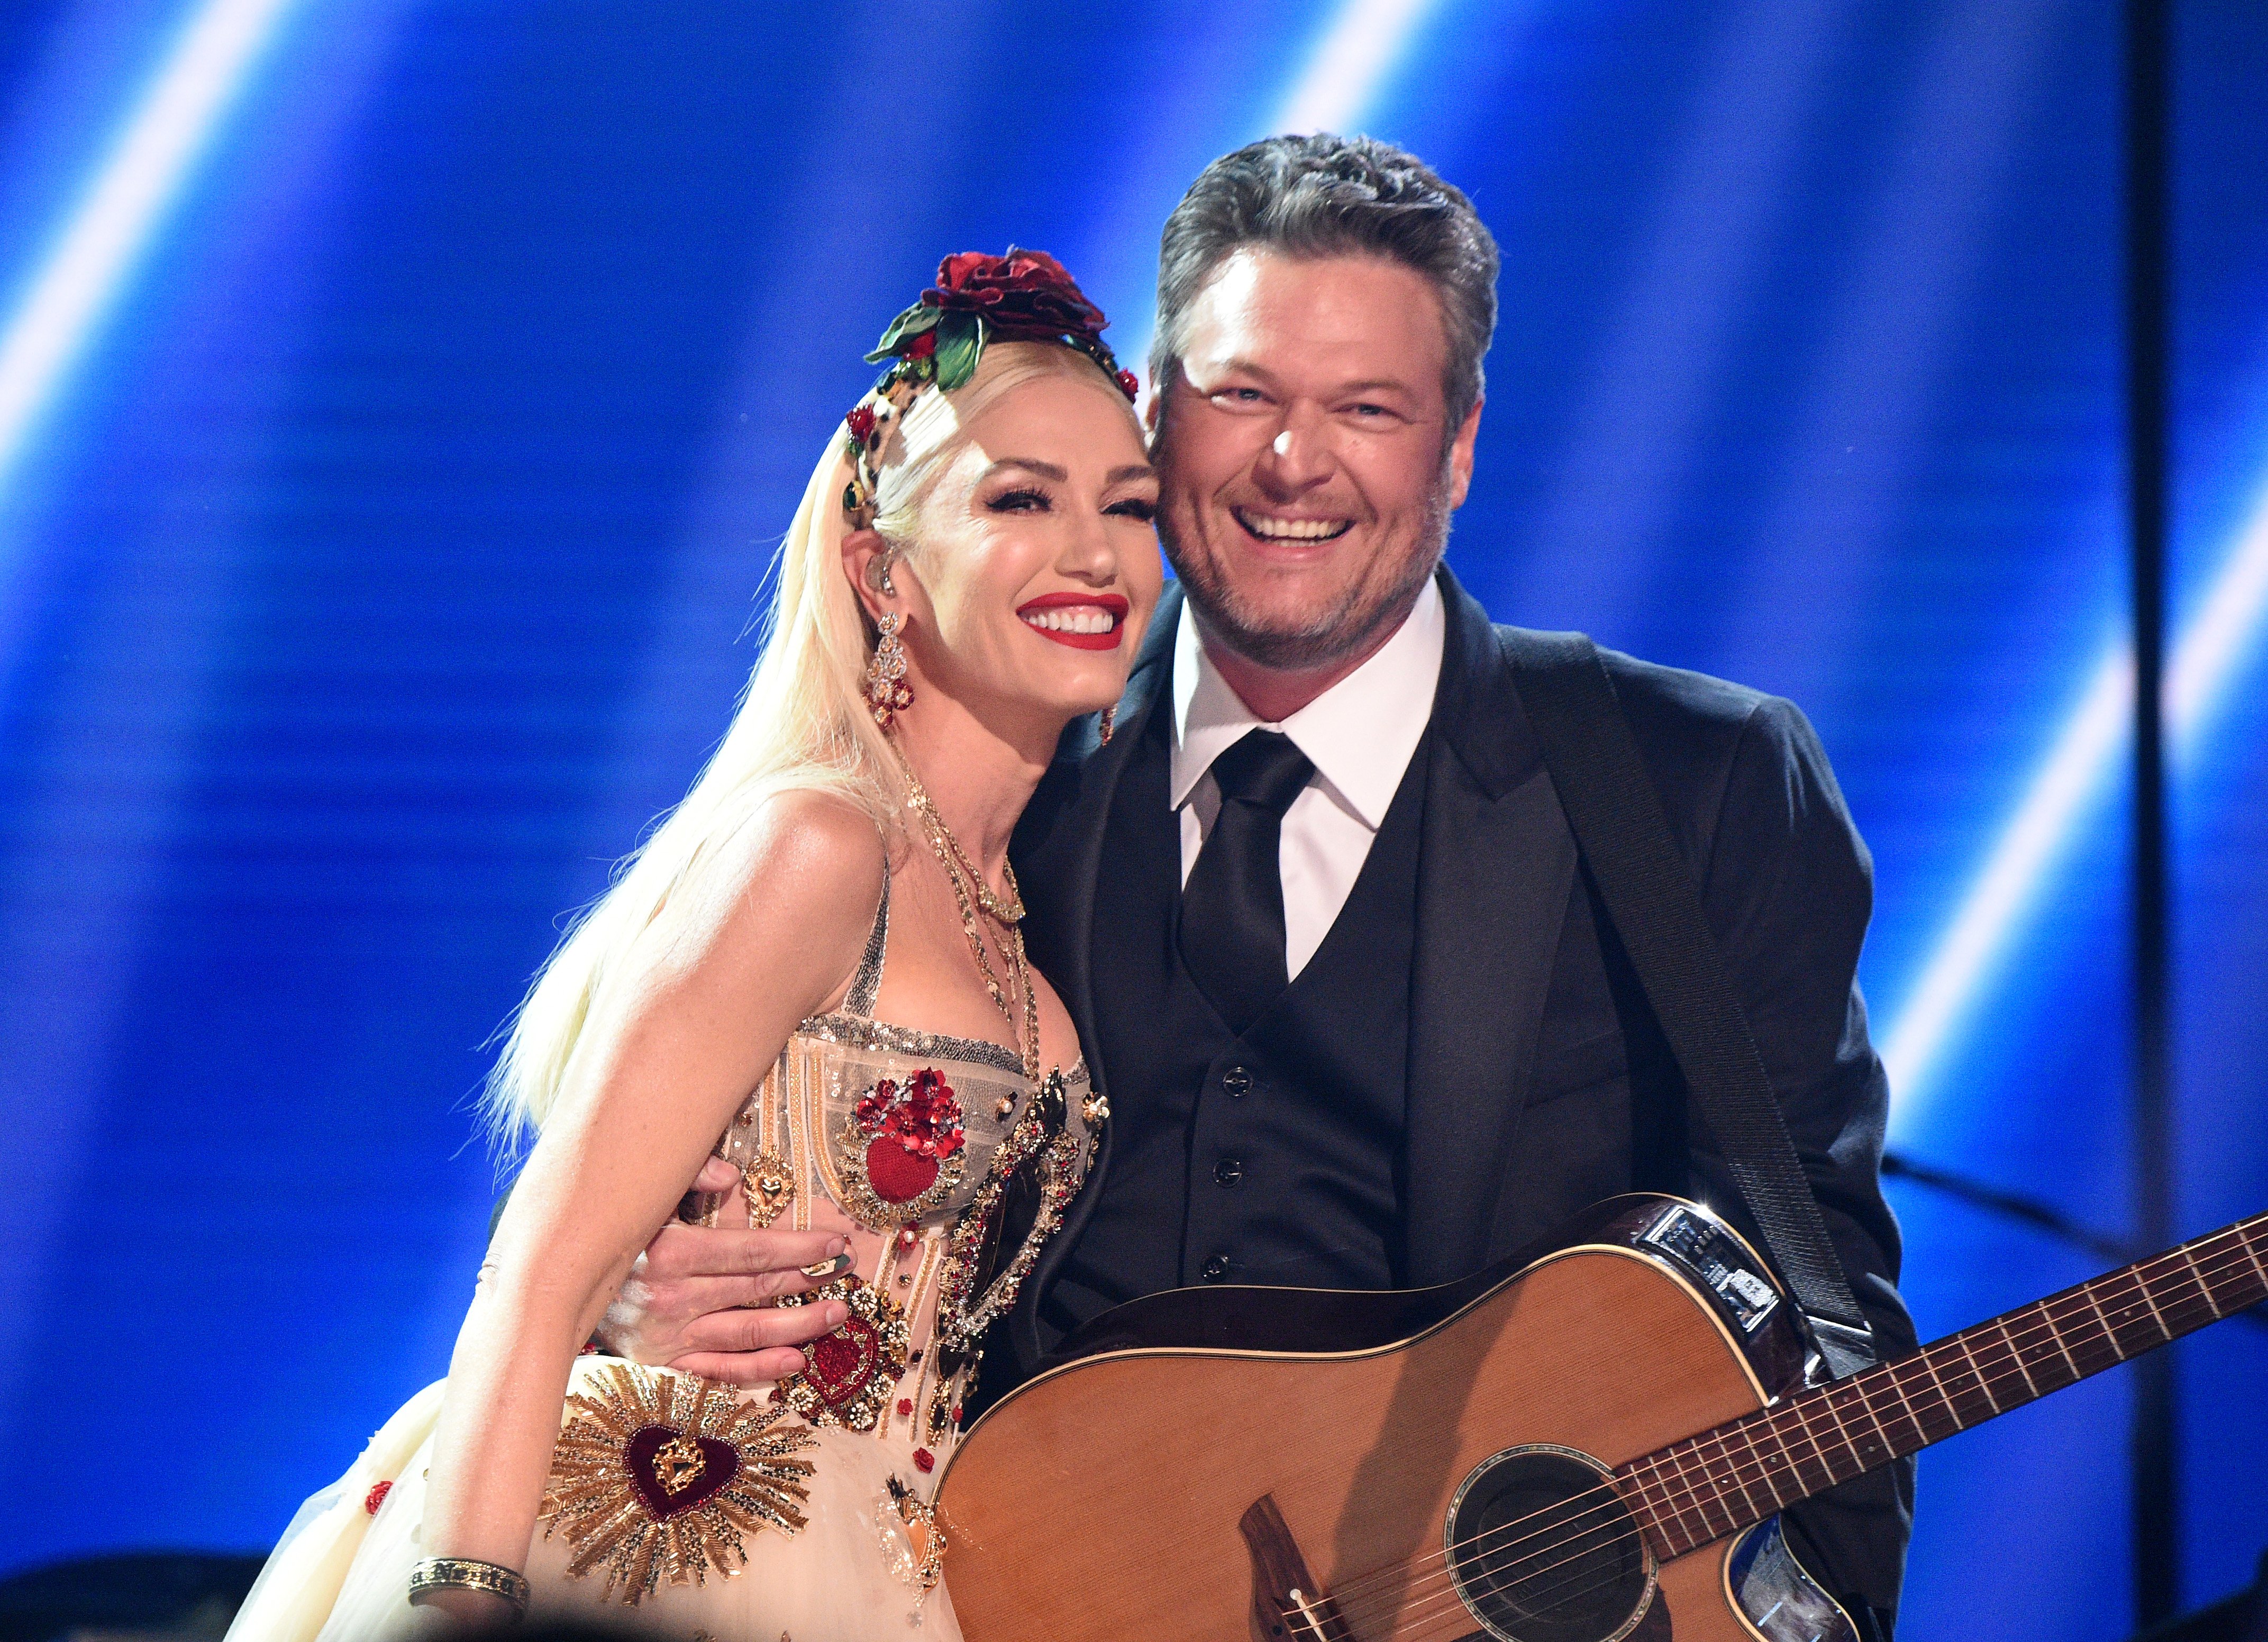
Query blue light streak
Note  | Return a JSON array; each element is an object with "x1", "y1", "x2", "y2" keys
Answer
[
  {"x1": 1883, "y1": 467, "x2": 2268, "y2": 1136},
  {"x1": 0, "y1": 0, "x2": 302, "y2": 499}
]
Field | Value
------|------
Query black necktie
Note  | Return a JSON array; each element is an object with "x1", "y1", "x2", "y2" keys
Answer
[{"x1": 1178, "y1": 729, "x2": 1316, "y2": 1035}]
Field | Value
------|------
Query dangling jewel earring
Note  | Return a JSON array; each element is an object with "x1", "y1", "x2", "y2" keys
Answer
[
  {"x1": 1098, "y1": 705, "x2": 1117, "y2": 746},
  {"x1": 865, "y1": 610, "x2": 915, "y2": 729}
]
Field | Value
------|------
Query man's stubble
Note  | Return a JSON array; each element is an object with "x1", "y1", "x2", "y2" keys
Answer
[{"x1": 1159, "y1": 481, "x2": 1453, "y2": 677}]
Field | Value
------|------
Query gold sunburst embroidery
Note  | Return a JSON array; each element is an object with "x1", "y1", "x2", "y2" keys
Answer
[{"x1": 540, "y1": 1362, "x2": 818, "y2": 1604}]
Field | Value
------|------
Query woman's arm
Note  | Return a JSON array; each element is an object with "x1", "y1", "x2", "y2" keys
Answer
[{"x1": 412, "y1": 791, "x2": 883, "y2": 1617}]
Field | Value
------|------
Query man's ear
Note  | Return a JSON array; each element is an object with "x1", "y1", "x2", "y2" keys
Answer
[
  {"x1": 1143, "y1": 367, "x2": 1169, "y2": 448},
  {"x1": 1444, "y1": 397, "x2": 1483, "y2": 511},
  {"x1": 841, "y1": 526, "x2": 895, "y2": 622}
]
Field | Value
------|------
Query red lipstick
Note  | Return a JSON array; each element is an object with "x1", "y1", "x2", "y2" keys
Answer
[{"x1": 1017, "y1": 591, "x2": 1130, "y2": 652}]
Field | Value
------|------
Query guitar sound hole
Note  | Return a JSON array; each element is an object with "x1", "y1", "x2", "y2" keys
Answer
[{"x1": 1444, "y1": 1445, "x2": 1655, "y2": 1642}]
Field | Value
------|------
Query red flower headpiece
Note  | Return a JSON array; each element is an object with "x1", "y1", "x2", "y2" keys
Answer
[
  {"x1": 839, "y1": 249, "x2": 1137, "y2": 523},
  {"x1": 924, "y1": 250, "x2": 1107, "y2": 349}
]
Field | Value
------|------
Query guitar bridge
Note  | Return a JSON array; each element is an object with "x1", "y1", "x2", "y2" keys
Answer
[{"x1": 1238, "y1": 1494, "x2": 1353, "y2": 1642}]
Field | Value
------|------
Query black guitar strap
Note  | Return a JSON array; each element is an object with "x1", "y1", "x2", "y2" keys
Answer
[{"x1": 1503, "y1": 630, "x2": 1879, "y2": 1379}]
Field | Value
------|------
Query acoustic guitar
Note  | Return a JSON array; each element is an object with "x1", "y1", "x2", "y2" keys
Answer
[{"x1": 935, "y1": 1192, "x2": 2267, "y2": 1641}]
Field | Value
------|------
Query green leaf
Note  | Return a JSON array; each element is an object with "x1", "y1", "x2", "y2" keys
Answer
[
  {"x1": 863, "y1": 303, "x2": 943, "y2": 363},
  {"x1": 932, "y1": 312, "x2": 983, "y2": 390}
]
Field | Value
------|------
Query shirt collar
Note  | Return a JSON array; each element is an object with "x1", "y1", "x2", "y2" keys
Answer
[{"x1": 1169, "y1": 574, "x2": 1446, "y2": 829}]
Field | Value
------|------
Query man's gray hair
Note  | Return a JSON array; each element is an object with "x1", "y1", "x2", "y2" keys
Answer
[{"x1": 1151, "y1": 133, "x2": 1500, "y2": 428}]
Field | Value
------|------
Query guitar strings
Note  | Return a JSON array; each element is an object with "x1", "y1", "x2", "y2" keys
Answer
[
  {"x1": 1343, "y1": 1220, "x2": 2265, "y2": 1608},
  {"x1": 1330, "y1": 1232, "x2": 2261, "y2": 1630},
  {"x1": 1351, "y1": 1489, "x2": 1652, "y2": 1638},
  {"x1": 1368, "y1": 1228, "x2": 2231, "y2": 1639},
  {"x1": 1310, "y1": 1229, "x2": 2264, "y2": 1635},
  {"x1": 1624, "y1": 1227, "x2": 2264, "y2": 1532},
  {"x1": 1325, "y1": 1236, "x2": 2262, "y2": 1639},
  {"x1": 1351, "y1": 1509, "x2": 1662, "y2": 1641}
]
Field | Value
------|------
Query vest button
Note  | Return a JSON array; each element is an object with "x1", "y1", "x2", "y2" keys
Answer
[
  {"x1": 1221, "y1": 1066, "x2": 1253, "y2": 1097},
  {"x1": 1201, "y1": 1255, "x2": 1231, "y2": 1282},
  {"x1": 1214, "y1": 1157, "x2": 1244, "y2": 1187}
]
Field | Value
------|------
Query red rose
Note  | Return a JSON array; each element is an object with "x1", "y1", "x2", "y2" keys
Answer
[
  {"x1": 1115, "y1": 368, "x2": 1141, "y2": 402},
  {"x1": 904, "y1": 330, "x2": 937, "y2": 361},
  {"x1": 846, "y1": 404, "x2": 876, "y2": 443},
  {"x1": 921, "y1": 248, "x2": 1107, "y2": 345}
]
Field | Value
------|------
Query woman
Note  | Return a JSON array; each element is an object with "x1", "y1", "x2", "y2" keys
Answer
[{"x1": 227, "y1": 250, "x2": 1161, "y2": 1641}]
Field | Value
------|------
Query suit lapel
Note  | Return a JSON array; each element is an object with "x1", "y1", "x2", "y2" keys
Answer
[
  {"x1": 1013, "y1": 585, "x2": 1180, "y2": 1061},
  {"x1": 1399, "y1": 570, "x2": 1578, "y2": 1285}
]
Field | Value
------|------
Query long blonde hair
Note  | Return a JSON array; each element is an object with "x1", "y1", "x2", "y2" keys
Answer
[{"x1": 483, "y1": 341, "x2": 1134, "y2": 1153}]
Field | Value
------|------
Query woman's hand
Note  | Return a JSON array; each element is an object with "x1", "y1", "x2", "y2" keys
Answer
[{"x1": 597, "y1": 1157, "x2": 857, "y2": 1384}]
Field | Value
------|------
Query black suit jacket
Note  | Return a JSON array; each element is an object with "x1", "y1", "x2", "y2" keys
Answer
[{"x1": 1005, "y1": 566, "x2": 1917, "y2": 1630}]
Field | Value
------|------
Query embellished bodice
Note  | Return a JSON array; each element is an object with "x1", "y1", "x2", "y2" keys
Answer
[{"x1": 689, "y1": 875, "x2": 1100, "y2": 1464}]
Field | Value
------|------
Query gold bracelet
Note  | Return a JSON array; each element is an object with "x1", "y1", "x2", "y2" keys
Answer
[{"x1": 407, "y1": 1556, "x2": 531, "y2": 1616}]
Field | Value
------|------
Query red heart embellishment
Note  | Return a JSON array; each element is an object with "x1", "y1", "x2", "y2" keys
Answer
[
  {"x1": 623, "y1": 1424, "x2": 740, "y2": 1520},
  {"x1": 805, "y1": 1313, "x2": 881, "y2": 1411},
  {"x1": 866, "y1": 1135, "x2": 939, "y2": 1203}
]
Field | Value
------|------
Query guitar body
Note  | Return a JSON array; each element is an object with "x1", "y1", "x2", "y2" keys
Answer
[{"x1": 937, "y1": 1196, "x2": 1857, "y2": 1642}]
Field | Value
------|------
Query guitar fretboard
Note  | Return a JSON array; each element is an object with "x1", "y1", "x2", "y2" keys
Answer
[{"x1": 1615, "y1": 1209, "x2": 2268, "y2": 1561}]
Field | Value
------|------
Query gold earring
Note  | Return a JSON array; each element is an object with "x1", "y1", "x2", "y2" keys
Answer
[{"x1": 865, "y1": 611, "x2": 914, "y2": 729}]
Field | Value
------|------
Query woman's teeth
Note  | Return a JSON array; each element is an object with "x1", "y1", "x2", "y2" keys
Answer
[
  {"x1": 1233, "y1": 508, "x2": 1352, "y2": 542},
  {"x1": 1021, "y1": 607, "x2": 1119, "y2": 634}
]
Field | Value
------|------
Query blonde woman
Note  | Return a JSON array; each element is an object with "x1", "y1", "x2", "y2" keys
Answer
[{"x1": 227, "y1": 250, "x2": 1162, "y2": 1641}]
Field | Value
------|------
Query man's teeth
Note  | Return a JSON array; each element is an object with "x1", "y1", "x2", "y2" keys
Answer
[
  {"x1": 1022, "y1": 607, "x2": 1119, "y2": 634},
  {"x1": 1236, "y1": 510, "x2": 1350, "y2": 541}
]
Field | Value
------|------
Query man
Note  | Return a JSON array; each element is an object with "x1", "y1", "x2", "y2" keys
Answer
[{"x1": 605, "y1": 135, "x2": 1916, "y2": 1635}]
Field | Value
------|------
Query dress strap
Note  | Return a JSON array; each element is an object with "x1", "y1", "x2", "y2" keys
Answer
[{"x1": 841, "y1": 871, "x2": 890, "y2": 1018}]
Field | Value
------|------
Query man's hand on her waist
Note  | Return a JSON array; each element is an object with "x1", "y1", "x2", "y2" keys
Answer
[{"x1": 596, "y1": 1156, "x2": 853, "y2": 1385}]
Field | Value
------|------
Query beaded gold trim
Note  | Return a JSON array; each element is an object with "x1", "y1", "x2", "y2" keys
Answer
[
  {"x1": 934, "y1": 1069, "x2": 1087, "y2": 1355},
  {"x1": 795, "y1": 1012, "x2": 1027, "y2": 1078}
]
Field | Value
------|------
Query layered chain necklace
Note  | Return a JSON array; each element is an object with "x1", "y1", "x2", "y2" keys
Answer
[{"x1": 889, "y1": 744, "x2": 1041, "y2": 1085}]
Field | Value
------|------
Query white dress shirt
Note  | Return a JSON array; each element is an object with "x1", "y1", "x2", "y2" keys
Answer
[{"x1": 1170, "y1": 577, "x2": 1446, "y2": 979}]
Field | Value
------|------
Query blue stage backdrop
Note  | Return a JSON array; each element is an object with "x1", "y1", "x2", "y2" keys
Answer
[{"x1": 0, "y1": 3, "x2": 2263, "y2": 1637}]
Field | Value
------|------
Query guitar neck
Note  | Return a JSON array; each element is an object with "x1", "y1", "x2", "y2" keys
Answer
[{"x1": 1617, "y1": 1208, "x2": 2268, "y2": 1560}]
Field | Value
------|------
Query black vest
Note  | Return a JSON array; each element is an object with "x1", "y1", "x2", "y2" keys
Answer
[{"x1": 1040, "y1": 700, "x2": 1431, "y2": 1340}]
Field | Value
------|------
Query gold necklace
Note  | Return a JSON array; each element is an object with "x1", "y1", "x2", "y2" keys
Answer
[
  {"x1": 889, "y1": 748, "x2": 1041, "y2": 1084},
  {"x1": 919, "y1": 797, "x2": 1024, "y2": 924}
]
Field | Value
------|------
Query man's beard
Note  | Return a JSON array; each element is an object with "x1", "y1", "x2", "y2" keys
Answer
[{"x1": 1163, "y1": 491, "x2": 1451, "y2": 673}]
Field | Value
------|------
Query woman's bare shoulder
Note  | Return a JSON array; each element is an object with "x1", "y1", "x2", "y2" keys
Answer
[
  {"x1": 715, "y1": 786, "x2": 886, "y2": 926},
  {"x1": 693, "y1": 788, "x2": 885, "y2": 1019}
]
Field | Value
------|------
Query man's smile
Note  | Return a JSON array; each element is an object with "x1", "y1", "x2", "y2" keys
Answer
[{"x1": 1231, "y1": 505, "x2": 1354, "y2": 544}]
